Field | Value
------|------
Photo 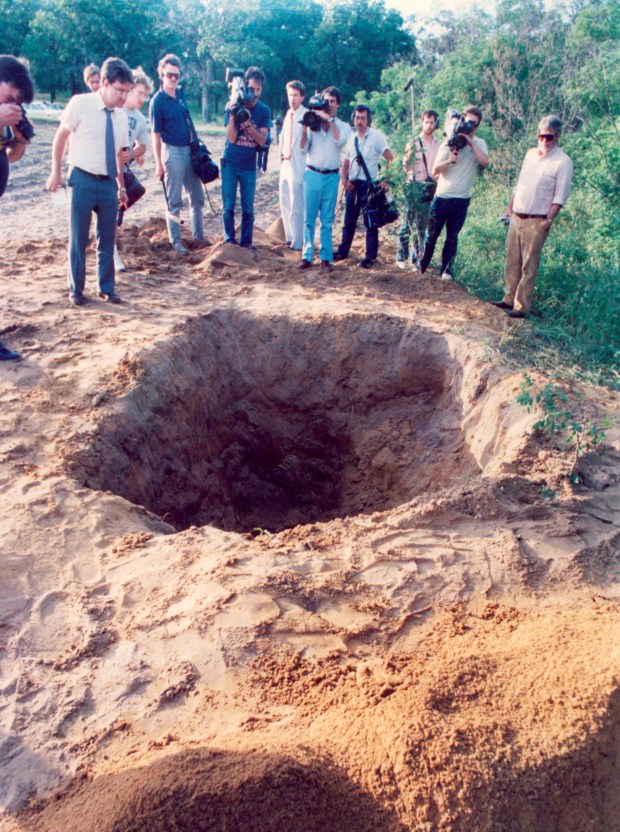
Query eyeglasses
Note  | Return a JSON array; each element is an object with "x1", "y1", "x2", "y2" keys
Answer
[
  {"x1": 165, "y1": 72, "x2": 180, "y2": 80},
  {"x1": 111, "y1": 85, "x2": 131, "y2": 97},
  {"x1": 538, "y1": 134, "x2": 557, "y2": 141}
]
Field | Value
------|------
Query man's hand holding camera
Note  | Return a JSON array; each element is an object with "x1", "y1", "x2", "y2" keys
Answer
[{"x1": 0, "y1": 100, "x2": 22, "y2": 130}]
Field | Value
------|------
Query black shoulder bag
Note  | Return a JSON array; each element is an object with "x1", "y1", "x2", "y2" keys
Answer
[
  {"x1": 182, "y1": 99, "x2": 219, "y2": 184},
  {"x1": 418, "y1": 139, "x2": 437, "y2": 203},
  {"x1": 354, "y1": 136, "x2": 399, "y2": 230}
]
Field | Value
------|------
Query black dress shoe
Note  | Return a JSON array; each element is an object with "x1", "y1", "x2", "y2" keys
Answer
[
  {"x1": 359, "y1": 258, "x2": 374, "y2": 269},
  {"x1": 320, "y1": 260, "x2": 333, "y2": 271},
  {"x1": 298, "y1": 259, "x2": 312, "y2": 270},
  {"x1": 333, "y1": 252, "x2": 346, "y2": 262},
  {"x1": 99, "y1": 292, "x2": 122, "y2": 304},
  {"x1": 70, "y1": 293, "x2": 86, "y2": 306},
  {"x1": 491, "y1": 300, "x2": 514, "y2": 310},
  {"x1": 507, "y1": 310, "x2": 527, "y2": 319}
]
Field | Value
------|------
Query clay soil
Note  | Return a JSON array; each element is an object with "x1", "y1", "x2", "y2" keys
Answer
[{"x1": 1, "y1": 122, "x2": 620, "y2": 832}]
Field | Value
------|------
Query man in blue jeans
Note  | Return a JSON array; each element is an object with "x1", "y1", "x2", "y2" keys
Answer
[
  {"x1": 47, "y1": 57, "x2": 132, "y2": 306},
  {"x1": 221, "y1": 67, "x2": 270, "y2": 248},
  {"x1": 150, "y1": 53, "x2": 207, "y2": 255},
  {"x1": 419, "y1": 106, "x2": 488, "y2": 280}
]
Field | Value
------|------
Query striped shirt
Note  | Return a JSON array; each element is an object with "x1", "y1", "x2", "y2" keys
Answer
[{"x1": 435, "y1": 136, "x2": 488, "y2": 199}]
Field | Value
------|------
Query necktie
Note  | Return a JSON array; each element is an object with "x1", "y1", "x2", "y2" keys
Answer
[
  {"x1": 105, "y1": 108, "x2": 117, "y2": 179},
  {"x1": 285, "y1": 110, "x2": 294, "y2": 160}
]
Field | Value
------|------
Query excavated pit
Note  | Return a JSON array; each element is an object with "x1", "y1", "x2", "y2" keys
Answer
[{"x1": 71, "y1": 311, "x2": 481, "y2": 533}]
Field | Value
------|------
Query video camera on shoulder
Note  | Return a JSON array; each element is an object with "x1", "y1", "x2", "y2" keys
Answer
[
  {"x1": 445, "y1": 109, "x2": 476, "y2": 151},
  {"x1": 301, "y1": 92, "x2": 329, "y2": 131},
  {"x1": 226, "y1": 67, "x2": 255, "y2": 127}
]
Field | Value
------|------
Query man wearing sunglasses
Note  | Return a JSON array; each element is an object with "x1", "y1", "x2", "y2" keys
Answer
[
  {"x1": 150, "y1": 54, "x2": 206, "y2": 255},
  {"x1": 47, "y1": 57, "x2": 132, "y2": 307},
  {"x1": 493, "y1": 115, "x2": 573, "y2": 318}
]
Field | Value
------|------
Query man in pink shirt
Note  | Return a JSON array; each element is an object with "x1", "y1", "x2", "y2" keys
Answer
[
  {"x1": 396, "y1": 109, "x2": 440, "y2": 271},
  {"x1": 493, "y1": 114, "x2": 573, "y2": 318}
]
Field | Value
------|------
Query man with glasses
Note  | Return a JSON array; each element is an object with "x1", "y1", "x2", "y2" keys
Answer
[
  {"x1": 47, "y1": 57, "x2": 132, "y2": 306},
  {"x1": 493, "y1": 115, "x2": 573, "y2": 318},
  {"x1": 419, "y1": 105, "x2": 488, "y2": 280},
  {"x1": 150, "y1": 53, "x2": 206, "y2": 255}
]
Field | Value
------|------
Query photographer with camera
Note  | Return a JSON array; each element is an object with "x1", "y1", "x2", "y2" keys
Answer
[
  {"x1": 334, "y1": 104, "x2": 394, "y2": 269},
  {"x1": 150, "y1": 54, "x2": 208, "y2": 255},
  {"x1": 0, "y1": 55, "x2": 34, "y2": 360},
  {"x1": 396, "y1": 109, "x2": 440, "y2": 271},
  {"x1": 47, "y1": 56, "x2": 132, "y2": 306},
  {"x1": 221, "y1": 66, "x2": 270, "y2": 248},
  {"x1": 419, "y1": 106, "x2": 488, "y2": 280},
  {"x1": 492, "y1": 115, "x2": 573, "y2": 319},
  {"x1": 279, "y1": 80, "x2": 307, "y2": 251},
  {"x1": 298, "y1": 86, "x2": 350, "y2": 271}
]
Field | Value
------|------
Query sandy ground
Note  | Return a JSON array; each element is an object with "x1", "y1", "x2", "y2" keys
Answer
[{"x1": 1, "y1": 120, "x2": 620, "y2": 832}]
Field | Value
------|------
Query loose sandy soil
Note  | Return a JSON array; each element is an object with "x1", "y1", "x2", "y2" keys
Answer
[{"x1": 1, "y1": 121, "x2": 619, "y2": 832}]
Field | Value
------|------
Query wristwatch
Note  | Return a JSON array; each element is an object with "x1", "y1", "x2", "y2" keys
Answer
[{"x1": 328, "y1": 117, "x2": 335, "y2": 124}]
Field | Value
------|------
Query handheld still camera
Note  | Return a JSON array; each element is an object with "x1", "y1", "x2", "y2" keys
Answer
[
  {"x1": 226, "y1": 68, "x2": 255, "y2": 127},
  {"x1": 16, "y1": 106, "x2": 35, "y2": 142},
  {"x1": 300, "y1": 92, "x2": 329, "y2": 131},
  {"x1": 445, "y1": 109, "x2": 477, "y2": 151}
]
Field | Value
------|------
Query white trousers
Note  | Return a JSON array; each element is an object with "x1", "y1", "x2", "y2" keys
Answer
[{"x1": 279, "y1": 160, "x2": 304, "y2": 249}]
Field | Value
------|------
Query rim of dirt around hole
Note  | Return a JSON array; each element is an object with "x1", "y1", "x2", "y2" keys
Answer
[{"x1": 66, "y1": 310, "x2": 482, "y2": 534}]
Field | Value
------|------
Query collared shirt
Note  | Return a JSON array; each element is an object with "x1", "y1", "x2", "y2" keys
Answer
[
  {"x1": 512, "y1": 144, "x2": 573, "y2": 214},
  {"x1": 149, "y1": 87, "x2": 192, "y2": 147},
  {"x1": 404, "y1": 133, "x2": 441, "y2": 182},
  {"x1": 345, "y1": 127, "x2": 390, "y2": 180},
  {"x1": 435, "y1": 136, "x2": 488, "y2": 199},
  {"x1": 301, "y1": 118, "x2": 350, "y2": 169},
  {"x1": 61, "y1": 92, "x2": 129, "y2": 176}
]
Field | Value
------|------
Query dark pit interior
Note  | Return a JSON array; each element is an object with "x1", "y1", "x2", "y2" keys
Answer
[{"x1": 70, "y1": 311, "x2": 479, "y2": 533}]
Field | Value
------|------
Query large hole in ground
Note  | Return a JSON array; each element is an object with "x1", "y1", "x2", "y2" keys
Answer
[{"x1": 71, "y1": 312, "x2": 480, "y2": 533}]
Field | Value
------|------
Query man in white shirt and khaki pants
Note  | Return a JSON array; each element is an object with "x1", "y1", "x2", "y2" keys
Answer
[{"x1": 494, "y1": 114, "x2": 573, "y2": 318}]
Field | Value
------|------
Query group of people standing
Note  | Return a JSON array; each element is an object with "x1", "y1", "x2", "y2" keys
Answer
[
  {"x1": 0, "y1": 50, "x2": 574, "y2": 360},
  {"x1": 278, "y1": 80, "x2": 394, "y2": 271}
]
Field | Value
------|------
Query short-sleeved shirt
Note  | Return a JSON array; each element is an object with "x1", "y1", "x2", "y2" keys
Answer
[
  {"x1": 512, "y1": 145, "x2": 573, "y2": 215},
  {"x1": 345, "y1": 128, "x2": 390, "y2": 181},
  {"x1": 126, "y1": 106, "x2": 148, "y2": 151},
  {"x1": 435, "y1": 136, "x2": 488, "y2": 199},
  {"x1": 404, "y1": 134, "x2": 441, "y2": 182},
  {"x1": 149, "y1": 88, "x2": 192, "y2": 147},
  {"x1": 223, "y1": 100, "x2": 271, "y2": 171},
  {"x1": 61, "y1": 91, "x2": 129, "y2": 176},
  {"x1": 301, "y1": 118, "x2": 350, "y2": 170}
]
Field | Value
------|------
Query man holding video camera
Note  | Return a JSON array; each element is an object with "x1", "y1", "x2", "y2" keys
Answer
[
  {"x1": 150, "y1": 53, "x2": 206, "y2": 255},
  {"x1": 334, "y1": 104, "x2": 394, "y2": 269},
  {"x1": 221, "y1": 66, "x2": 270, "y2": 248},
  {"x1": 0, "y1": 55, "x2": 34, "y2": 361},
  {"x1": 419, "y1": 106, "x2": 488, "y2": 280},
  {"x1": 298, "y1": 86, "x2": 350, "y2": 271}
]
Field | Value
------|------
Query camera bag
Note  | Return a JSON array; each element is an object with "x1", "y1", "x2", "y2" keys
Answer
[
  {"x1": 182, "y1": 99, "x2": 220, "y2": 185},
  {"x1": 354, "y1": 137, "x2": 399, "y2": 230},
  {"x1": 417, "y1": 139, "x2": 436, "y2": 203}
]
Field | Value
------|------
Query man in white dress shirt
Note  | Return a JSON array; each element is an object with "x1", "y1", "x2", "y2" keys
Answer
[
  {"x1": 493, "y1": 114, "x2": 573, "y2": 318},
  {"x1": 47, "y1": 57, "x2": 131, "y2": 306},
  {"x1": 334, "y1": 104, "x2": 393, "y2": 269},
  {"x1": 279, "y1": 80, "x2": 307, "y2": 251}
]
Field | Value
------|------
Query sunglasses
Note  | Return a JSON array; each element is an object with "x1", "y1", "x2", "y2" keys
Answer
[
  {"x1": 538, "y1": 133, "x2": 557, "y2": 141},
  {"x1": 165, "y1": 72, "x2": 180, "y2": 80}
]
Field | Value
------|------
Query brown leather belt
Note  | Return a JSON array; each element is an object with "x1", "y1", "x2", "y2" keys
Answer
[{"x1": 514, "y1": 212, "x2": 546, "y2": 219}]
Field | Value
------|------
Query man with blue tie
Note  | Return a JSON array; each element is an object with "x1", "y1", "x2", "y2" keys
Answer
[{"x1": 47, "y1": 57, "x2": 132, "y2": 306}]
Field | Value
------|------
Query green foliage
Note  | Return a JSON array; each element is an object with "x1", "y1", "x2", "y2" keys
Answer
[{"x1": 516, "y1": 373, "x2": 612, "y2": 477}]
